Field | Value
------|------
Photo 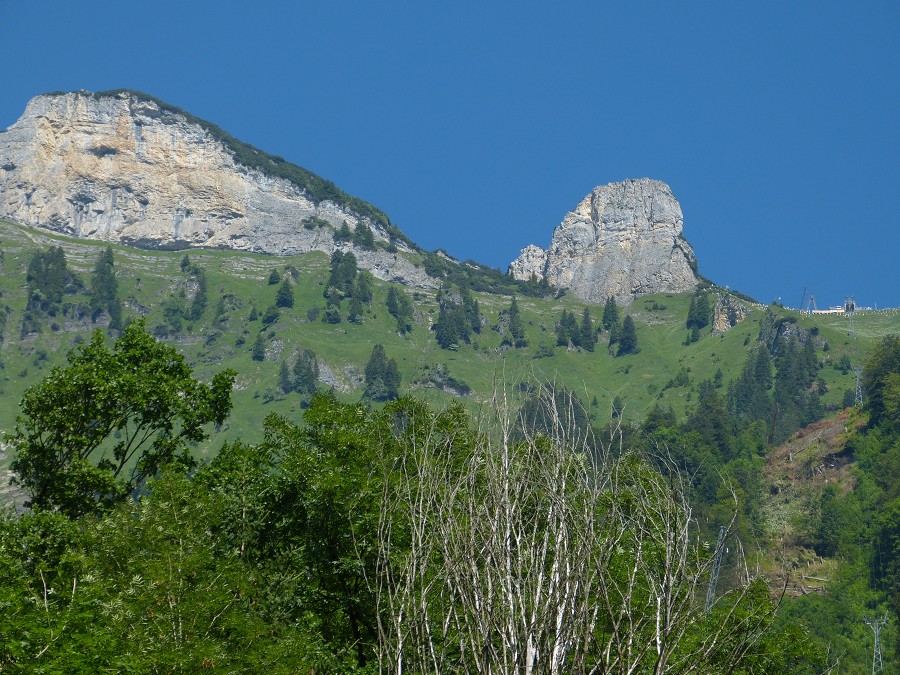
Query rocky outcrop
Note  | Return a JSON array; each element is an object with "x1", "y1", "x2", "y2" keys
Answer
[
  {"x1": 509, "y1": 179, "x2": 700, "y2": 303},
  {"x1": 712, "y1": 294, "x2": 751, "y2": 335},
  {"x1": 0, "y1": 90, "x2": 436, "y2": 288}
]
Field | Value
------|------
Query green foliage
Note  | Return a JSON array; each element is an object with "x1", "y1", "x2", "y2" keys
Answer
[
  {"x1": 617, "y1": 314, "x2": 639, "y2": 356},
  {"x1": 25, "y1": 246, "x2": 82, "y2": 312},
  {"x1": 385, "y1": 285, "x2": 414, "y2": 334},
  {"x1": 268, "y1": 268, "x2": 281, "y2": 285},
  {"x1": 687, "y1": 291, "x2": 713, "y2": 330},
  {"x1": 351, "y1": 221, "x2": 376, "y2": 250},
  {"x1": 602, "y1": 295, "x2": 620, "y2": 331},
  {"x1": 580, "y1": 306, "x2": 597, "y2": 352},
  {"x1": 7, "y1": 320, "x2": 235, "y2": 517},
  {"x1": 292, "y1": 348, "x2": 319, "y2": 402},
  {"x1": 347, "y1": 296, "x2": 364, "y2": 324},
  {"x1": 89, "y1": 246, "x2": 123, "y2": 331},
  {"x1": 864, "y1": 335, "x2": 900, "y2": 429},
  {"x1": 507, "y1": 296, "x2": 527, "y2": 347},
  {"x1": 433, "y1": 289, "x2": 472, "y2": 350},
  {"x1": 275, "y1": 278, "x2": 294, "y2": 308},
  {"x1": 301, "y1": 215, "x2": 330, "y2": 230},
  {"x1": 419, "y1": 249, "x2": 548, "y2": 297},
  {"x1": 364, "y1": 343, "x2": 400, "y2": 401},
  {"x1": 250, "y1": 332, "x2": 266, "y2": 361},
  {"x1": 186, "y1": 266, "x2": 208, "y2": 320},
  {"x1": 333, "y1": 221, "x2": 352, "y2": 243},
  {"x1": 325, "y1": 250, "x2": 358, "y2": 297}
]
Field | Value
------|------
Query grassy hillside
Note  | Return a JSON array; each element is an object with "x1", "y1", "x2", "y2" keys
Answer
[{"x1": 1, "y1": 218, "x2": 897, "y2": 463}]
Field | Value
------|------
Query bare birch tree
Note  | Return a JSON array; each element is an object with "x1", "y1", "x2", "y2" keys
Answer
[{"x1": 373, "y1": 384, "x2": 779, "y2": 673}]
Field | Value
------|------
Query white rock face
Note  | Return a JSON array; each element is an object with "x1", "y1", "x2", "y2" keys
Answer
[
  {"x1": 509, "y1": 179, "x2": 700, "y2": 303},
  {"x1": 0, "y1": 91, "x2": 435, "y2": 288}
]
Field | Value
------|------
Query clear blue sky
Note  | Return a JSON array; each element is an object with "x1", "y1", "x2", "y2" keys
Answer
[{"x1": 2, "y1": 1, "x2": 898, "y2": 308}]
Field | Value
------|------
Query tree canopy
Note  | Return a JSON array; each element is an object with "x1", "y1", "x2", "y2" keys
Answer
[{"x1": 8, "y1": 320, "x2": 235, "y2": 517}]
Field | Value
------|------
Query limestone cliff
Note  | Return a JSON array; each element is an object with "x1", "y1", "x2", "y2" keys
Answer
[
  {"x1": 0, "y1": 90, "x2": 435, "y2": 288},
  {"x1": 509, "y1": 179, "x2": 700, "y2": 303}
]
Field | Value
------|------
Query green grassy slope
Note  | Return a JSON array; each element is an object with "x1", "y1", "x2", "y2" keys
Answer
[{"x1": 1, "y1": 218, "x2": 897, "y2": 460}]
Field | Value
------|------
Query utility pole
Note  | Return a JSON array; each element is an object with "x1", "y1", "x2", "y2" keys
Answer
[
  {"x1": 863, "y1": 614, "x2": 888, "y2": 673},
  {"x1": 854, "y1": 367, "x2": 864, "y2": 407},
  {"x1": 705, "y1": 526, "x2": 727, "y2": 612}
]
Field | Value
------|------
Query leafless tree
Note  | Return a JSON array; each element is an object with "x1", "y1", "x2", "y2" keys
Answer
[{"x1": 373, "y1": 384, "x2": 776, "y2": 673}]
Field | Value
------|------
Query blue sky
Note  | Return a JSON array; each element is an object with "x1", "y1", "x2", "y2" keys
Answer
[{"x1": 2, "y1": 1, "x2": 898, "y2": 308}]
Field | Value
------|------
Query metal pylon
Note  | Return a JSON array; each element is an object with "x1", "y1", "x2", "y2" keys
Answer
[{"x1": 864, "y1": 614, "x2": 888, "y2": 673}]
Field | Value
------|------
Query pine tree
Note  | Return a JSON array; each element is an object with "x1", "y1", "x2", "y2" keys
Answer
[
  {"x1": 187, "y1": 267, "x2": 207, "y2": 321},
  {"x1": 278, "y1": 361, "x2": 293, "y2": 393},
  {"x1": 268, "y1": 268, "x2": 281, "y2": 285},
  {"x1": 276, "y1": 279, "x2": 295, "y2": 308},
  {"x1": 352, "y1": 222, "x2": 375, "y2": 250},
  {"x1": 347, "y1": 296, "x2": 364, "y2": 324},
  {"x1": 617, "y1": 315, "x2": 639, "y2": 356},
  {"x1": 602, "y1": 296, "x2": 619, "y2": 331},
  {"x1": 386, "y1": 285, "x2": 414, "y2": 334},
  {"x1": 352, "y1": 272, "x2": 374, "y2": 305},
  {"x1": 89, "y1": 246, "x2": 123, "y2": 331},
  {"x1": 251, "y1": 333, "x2": 266, "y2": 361},
  {"x1": 293, "y1": 349, "x2": 320, "y2": 399},
  {"x1": 555, "y1": 311, "x2": 570, "y2": 347},
  {"x1": 460, "y1": 287, "x2": 481, "y2": 334},
  {"x1": 180, "y1": 254, "x2": 191, "y2": 272},
  {"x1": 364, "y1": 344, "x2": 400, "y2": 400},
  {"x1": 580, "y1": 307, "x2": 596, "y2": 352}
]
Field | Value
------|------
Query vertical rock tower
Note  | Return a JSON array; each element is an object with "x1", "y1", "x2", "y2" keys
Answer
[{"x1": 509, "y1": 179, "x2": 700, "y2": 303}]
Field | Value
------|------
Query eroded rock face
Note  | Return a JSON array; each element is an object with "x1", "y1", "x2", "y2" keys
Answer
[
  {"x1": 0, "y1": 91, "x2": 435, "y2": 288},
  {"x1": 509, "y1": 179, "x2": 700, "y2": 303}
]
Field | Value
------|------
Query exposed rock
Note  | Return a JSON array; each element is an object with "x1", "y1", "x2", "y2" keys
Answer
[
  {"x1": 509, "y1": 179, "x2": 700, "y2": 303},
  {"x1": 0, "y1": 90, "x2": 436, "y2": 289},
  {"x1": 712, "y1": 294, "x2": 751, "y2": 335}
]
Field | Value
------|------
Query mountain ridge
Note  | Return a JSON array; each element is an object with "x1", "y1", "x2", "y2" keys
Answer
[{"x1": 3, "y1": 90, "x2": 703, "y2": 305}]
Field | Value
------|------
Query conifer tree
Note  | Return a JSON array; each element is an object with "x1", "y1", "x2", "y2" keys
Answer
[
  {"x1": 275, "y1": 279, "x2": 294, "y2": 308},
  {"x1": 348, "y1": 296, "x2": 364, "y2": 324},
  {"x1": 268, "y1": 268, "x2": 281, "y2": 285},
  {"x1": 460, "y1": 287, "x2": 481, "y2": 334},
  {"x1": 602, "y1": 296, "x2": 619, "y2": 331},
  {"x1": 580, "y1": 307, "x2": 596, "y2": 352},
  {"x1": 364, "y1": 344, "x2": 400, "y2": 400},
  {"x1": 556, "y1": 311, "x2": 571, "y2": 347},
  {"x1": 386, "y1": 285, "x2": 414, "y2": 334},
  {"x1": 617, "y1": 315, "x2": 639, "y2": 356},
  {"x1": 352, "y1": 222, "x2": 376, "y2": 250},
  {"x1": 278, "y1": 361, "x2": 293, "y2": 393},
  {"x1": 352, "y1": 271, "x2": 374, "y2": 305},
  {"x1": 187, "y1": 267, "x2": 207, "y2": 321},
  {"x1": 293, "y1": 349, "x2": 320, "y2": 400},
  {"x1": 251, "y1": 333, "x2": 266, "y2": 361},
  {"x1": 89, "y1": 246, "x2": 123, "y2": 331}
]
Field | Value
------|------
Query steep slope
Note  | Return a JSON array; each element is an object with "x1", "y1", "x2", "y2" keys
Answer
[
  {"x1": 509, "y1": 179, "x2": 700, "y2": 303},
  {"x1": 0, "y1": 90, "x2": 434, "y2": 287}
]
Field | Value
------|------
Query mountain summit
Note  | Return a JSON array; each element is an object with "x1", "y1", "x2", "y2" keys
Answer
[
  {"x1": 0, "y1": 90, "x2": 433, "y2": 286},
  {"x1": 509, "y1": 179, "x2": 700, "y2": 303}
]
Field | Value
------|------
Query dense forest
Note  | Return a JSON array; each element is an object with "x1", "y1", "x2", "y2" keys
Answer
[{"x1": 0, "y1": 234, "x2": 898, "y2": 671}]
